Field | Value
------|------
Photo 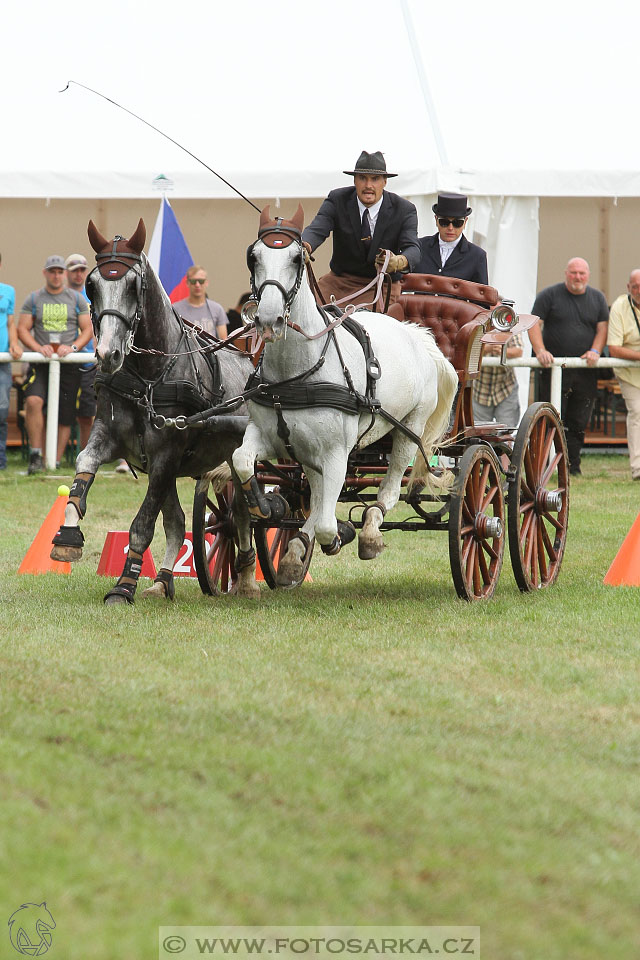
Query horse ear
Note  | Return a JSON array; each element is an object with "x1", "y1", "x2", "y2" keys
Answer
[
  {"x1": 259, "y1": 206, "x2": 271, "y2": 230},
  {"x1": 88, "y1": 219, "x2": 108, "y2": 252},
  {"x1": 128, "y1": 219, "x2": 146, "y2": 253},
  {"x1": 291, "y1": 204, "x2": 304, "y2": 233}
]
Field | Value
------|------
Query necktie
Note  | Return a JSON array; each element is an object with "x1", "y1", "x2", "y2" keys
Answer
[{"x1": 361, "y1": 209, "x2": 372, "y2": 252}]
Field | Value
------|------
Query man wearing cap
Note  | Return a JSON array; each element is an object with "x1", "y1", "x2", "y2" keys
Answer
[
  {"x1": 415, "y1": 193, "x2": 488, "y2": 284},
  {"x1": 301, "y1": 150, "x2": 420, "y2": 307},
  {"x1": 18, "y1": 255, "x2": 92, "y2": 473},
  {"x1": 65, "y1": 253, "x2": 97, "y2": 452}
]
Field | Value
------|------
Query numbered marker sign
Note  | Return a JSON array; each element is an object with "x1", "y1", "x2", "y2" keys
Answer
[
  {"x1": 97, "y1": 531, "x2": 206, "y2": 578},
  {"x1": 173, "y1": 532, "x2": 213, "y2": 578}
]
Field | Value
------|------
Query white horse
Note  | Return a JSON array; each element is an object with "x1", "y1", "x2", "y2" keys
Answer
[{"x1": 232, "y1": 206, "x2": 458, "y2": 586}]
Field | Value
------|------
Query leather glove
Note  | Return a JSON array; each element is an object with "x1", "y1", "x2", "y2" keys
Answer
[
  {"x1": 375, "y1": 250, "x2": 408, "y2": 274},
  {"x1": 302, "y1": 240, "x2": 313, "y2": 264}
]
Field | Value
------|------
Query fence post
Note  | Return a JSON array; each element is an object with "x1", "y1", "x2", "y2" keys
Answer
[
  {"x1": 550, "y1": 364, "x2": 563, "y2": 414},
  {"x1": 45, "y1": 358, "x2": 60, "y2": 469}
]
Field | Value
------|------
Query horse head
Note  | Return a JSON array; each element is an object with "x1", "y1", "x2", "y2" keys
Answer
[
  {"x1": 86, "y1": 219, "x2": 147, "y2": 373},
  {"x1": 248, "y1": 204, "x2": 305, "y2": 342}
]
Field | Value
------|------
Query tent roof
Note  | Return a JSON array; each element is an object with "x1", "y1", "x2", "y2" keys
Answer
[{"x1": 3, "y1": 0, "x2": 637, "y2": 201}]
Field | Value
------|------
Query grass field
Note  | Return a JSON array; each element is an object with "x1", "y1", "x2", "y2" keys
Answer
[{"x1": 2, "y1": 449, "x2": 639, "y2": 960}]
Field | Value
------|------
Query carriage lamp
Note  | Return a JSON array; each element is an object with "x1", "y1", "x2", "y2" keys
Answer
[{"x1": 489, "y1": 299, "x2": 518, "y2": 332}]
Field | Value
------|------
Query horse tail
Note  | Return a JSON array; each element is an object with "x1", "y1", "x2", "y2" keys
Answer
[
  {"x1": 198, "y1": 462, "x2": 232, "y2": 493},
  {"x1": 409, "y1": 331, "x2": 458, "y2": 494}
]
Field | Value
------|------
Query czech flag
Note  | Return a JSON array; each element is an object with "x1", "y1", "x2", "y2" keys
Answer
[{"x1": 148, "y1": 197, "x2": 194, "y2": 303}]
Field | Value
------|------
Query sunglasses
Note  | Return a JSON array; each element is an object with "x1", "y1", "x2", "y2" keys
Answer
[
  {"x1": 437, "y1": 217, "x2": 466, "y2": 228},
  {"x1": 188, "y1": 278, "x2": 207, "y2": 285}
]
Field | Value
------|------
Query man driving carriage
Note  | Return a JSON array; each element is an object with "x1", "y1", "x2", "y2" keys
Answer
[{"x1": 301, "y1": 150, "x2": 420, "y2": 307}]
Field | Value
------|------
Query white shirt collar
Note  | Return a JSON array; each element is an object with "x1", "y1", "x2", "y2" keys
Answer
[
  {"x1": 357, "y1": 195, "x2": 384, "y2": 228},
  {"x1": 439, "y1": 233, "x2": 463, "y2": 265}
]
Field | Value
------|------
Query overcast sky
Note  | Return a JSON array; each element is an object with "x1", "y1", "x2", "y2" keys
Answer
[{"x1": 3, "y1": 0, "x2": 636, "y2": 186}]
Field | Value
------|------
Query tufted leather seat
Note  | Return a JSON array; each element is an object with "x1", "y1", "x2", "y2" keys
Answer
[{"x1": 388, "y1": 274, "x2": 500, "y2": 374}]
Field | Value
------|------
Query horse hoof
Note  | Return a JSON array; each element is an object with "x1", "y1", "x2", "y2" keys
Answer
[
  {"x1": 358, "y1": 535, "x2": 385, "y2": 560},
  {"x1": 50, "y1": 545, "x2": 83, "y2": 562},
  {"x1": 104, "y1": 594, "x2": 133, "y2": 606},
  {"x1": 236, "y1": 580, "x2": 261, "y2": 599},
  {"x1": 141, "y1": 581, "x2": 171, "y2": 600},
  {"x1": 276, "y1": 560, "x2": 304, "y2": 588}
]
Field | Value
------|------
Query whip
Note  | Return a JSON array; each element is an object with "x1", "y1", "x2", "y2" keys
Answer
[{"x1": 59, "y1": 80, "x2": 261, "y2": 212}]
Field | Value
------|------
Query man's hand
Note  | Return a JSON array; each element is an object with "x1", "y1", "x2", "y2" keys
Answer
[
  {"x1": 57, "y1": 344, "x2": 73, "y2": 358},
  {"x1": 302, "y1": 240, "x2": 313, "y2": 264},
  {"x1": 39, "y1": 343, "x2": 55, "y2": 358},
  {"x1": 534, "y1": 348, "x2": 554, "y2": 367},
  {"x1": 582, "y1": 348, "x2": 600, "y2": 367},
  {"x1": 375, "y1": 250, "x2": 408, "y2": 274},
  {"x1": 9, "y1": 341, "x2": 23, "y2": 360}
]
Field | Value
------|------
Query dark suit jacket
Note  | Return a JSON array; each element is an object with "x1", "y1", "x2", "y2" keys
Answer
[
  {"x1": 414, "y1": 233, "x2": 489, "y2": 284},
  {"x1": 302, "y1": 186, "x2": 420, "y2": 281}
]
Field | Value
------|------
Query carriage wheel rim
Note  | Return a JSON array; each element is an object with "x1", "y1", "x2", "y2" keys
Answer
[
  {"x1": 508, "y1": 403, "x2": 569, "y2": 592},
  {"x1": 449, "y1": 445, "x2": 505, "y2": 601}
]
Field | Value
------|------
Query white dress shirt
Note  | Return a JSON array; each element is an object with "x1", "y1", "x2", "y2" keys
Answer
[{"x1": 439, "y1": 234, "x2": 463, "y2": 266}]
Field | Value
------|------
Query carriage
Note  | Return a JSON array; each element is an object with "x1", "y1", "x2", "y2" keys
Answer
[
  {"x1": 192, "y1": 269, "x2": 569, "y2": 603},
  {"x1": 54, "y1": 216, "x2": 568, "y2": 604}
]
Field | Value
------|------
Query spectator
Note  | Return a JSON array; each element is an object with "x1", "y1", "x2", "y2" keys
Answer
[
  {"x1": 65, "y1": 253, "x2": 96, "y2": 450},
  {"x1": 226, "y1": 292, "x2": 252, "y2": 335},
  {"x1": 414, "y1": 193, "x2": 488, "y2": 284},
  {"x1": 301, "y1": 150, "x2": 420, "y2": 307},
  {"x1": 607, "y1": 268, "x2": 640, "y2": 480},
  {"x1": 473, "y1": 333, "x2": 524, "y2": 427},
  {"x1": 0, "y1": 253, "x2": 23, "y2": 469},
  {"x1": 18, "y1": 255, "x2": 92, "y2": 473},
  {"x1": 173, "y1": 265, "x2": 227, "y2": 337},
  {"x1": 529, "y1": 257, "x2": 608, "y2": 476}
]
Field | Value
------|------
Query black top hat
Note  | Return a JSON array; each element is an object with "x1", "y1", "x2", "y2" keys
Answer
[
  {"x1": 432, "y1": 192, "x2": 472, "y2": 218},
  {"x1": 343, "y1": 150, "x2": 397, "y2": 178}
]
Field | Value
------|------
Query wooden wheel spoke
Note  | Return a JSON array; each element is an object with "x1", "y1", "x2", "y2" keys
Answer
[
  {"x1": 482, "y1": 482, "x2": 500, "y2": 511},
  {"x1": 211, "y1": 540, "x2": 227, "y2": 584},
  {"x1": 471, "y1": 543, "x2": 482, "y2": 595},
  {"x1": 529, "y1": 521, "x2": 539, "y2": 586},
  {"x1": 539, "y1": 518, "x2": 556, "y2": 565},
  {"x1": 462, "y1": 532, "x2": 474, "y2": 566},
  {"x1": 462, "y1": 499, "x2": 475, "y2": 524},
  {"x1": 483, "y1": 539, "x2": 501, "y2": 561},
  {"x1": 478, "y1": 543, "x2": 491, "y2": 584},
  {"x1": 206, "y1": 533, "x2": 221, "y2": 566},
  {"x1": 541, "y1": 510, "x2": 563, "y2": 532},
  {"x1": 541, "y1": 450, "x2": 562, "y2": 487}
]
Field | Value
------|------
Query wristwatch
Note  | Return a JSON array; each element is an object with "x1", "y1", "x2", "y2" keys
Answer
[{"x1": 71, "y1": 344, "x2": 78, "y2": 352}]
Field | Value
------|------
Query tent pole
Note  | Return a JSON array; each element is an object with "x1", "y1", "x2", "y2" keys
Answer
[{"x1": 399, "y1": 0, "x2": 450, "y2": 167}]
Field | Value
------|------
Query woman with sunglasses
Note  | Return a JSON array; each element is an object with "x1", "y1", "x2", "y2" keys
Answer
[
  {"x1": 173, "y1": 265, "x2": 227, "y2": 338},
  {"x1": 415, "y1": 193, "x2": 488, "y2": 284}
]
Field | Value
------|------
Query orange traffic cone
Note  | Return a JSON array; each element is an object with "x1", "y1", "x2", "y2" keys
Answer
[
  {"x1": 604, "y1": 512, "x2": 640, "y2": 586},
  {"x1": 18, "y1": 494, "x2": 71, "y2": 575}
]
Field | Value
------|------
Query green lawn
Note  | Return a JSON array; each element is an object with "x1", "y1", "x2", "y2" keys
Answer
[{"x1": 1, "y1": 450, "x2": 639, "y2": 960}]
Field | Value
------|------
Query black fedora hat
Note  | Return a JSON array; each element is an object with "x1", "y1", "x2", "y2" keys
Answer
[
  {"x1": 432, "y1": 192, "x2": 472, "y2": 218},
  {"x1": 343, "y1": 150, "x2": 397, "y2": 178}
]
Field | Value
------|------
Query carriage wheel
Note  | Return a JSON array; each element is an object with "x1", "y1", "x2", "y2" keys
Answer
[
  {"x1": 507, "y1": 402, "x2": 569, "y2": 592},
  {"x1": 192, "y1": 479, "x2": 238, "y2": 595},
  {"x1": 448, "y1": 444, "x2": 505, "y2": 601},
  {"x1": 253, "y1": 484, "x2": 314, "y2": 590}
]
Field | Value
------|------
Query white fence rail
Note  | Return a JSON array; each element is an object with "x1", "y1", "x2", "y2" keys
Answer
[{"x1": 2, "y1": 353, "x2": 640, "y2": 470}]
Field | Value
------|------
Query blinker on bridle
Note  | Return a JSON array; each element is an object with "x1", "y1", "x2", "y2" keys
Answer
[
  {"x1": 89, "y1": 235, "x2": 146, "y2": 351},
  {"x1": 245, "y1": 218, "x2": 305, "y2": 326}
]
